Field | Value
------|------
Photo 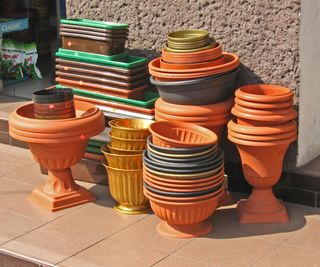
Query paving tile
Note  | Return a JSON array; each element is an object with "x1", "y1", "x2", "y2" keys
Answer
[
  {"x1": 109, "y1": 215, "x2": 193, "y2": 254},
  {"x1": 0, "y1": 209, "x2": 45, "y2": 246},
  {"x1": 0, "y1": 131, "x2": 10, "y2": 144},
  {"x1": 174, "y1": 229, "x2": 278, "y2": 267},
  {"x1": 3, "y1": 163, "x2": 46, "y2": 186},
  {"x1": 0, "y1": 144, "x2": 34, "y2": 176},
  {"x1": 10, "y1": 137, "x2": 29, "y2": 149},
  {"x1": 0, "y1": 119, "x2": 8, "y2": 132},
  {"x1": 211, "y1": 203, "x2": 317, "y2": 244},
  {"x1": 154, "y1": 255, "x2": 212, "y2": 267},
  {"x1": 284, "y1": 217, "x2": 320, "y2": 252},
  {"x1": 0, "y1": 253, "x2": 39, "y2": 267},
  {"x1": 253, "y1": 245, "x2": 320, "y2": 267},
  {"x1": 0, "y1": 177, "x2": 83, "y2": 221},
  {"x1": 58, "y1": 238, "x2": 167, "y2": 267}
]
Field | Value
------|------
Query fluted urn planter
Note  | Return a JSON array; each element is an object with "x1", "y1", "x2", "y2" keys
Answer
[
  {"x1": 228, "y1": 82, "x2": 297, "y2": 223},
  {"x1": 8, "y1": 101, "x2": 105, "y2": 211}
]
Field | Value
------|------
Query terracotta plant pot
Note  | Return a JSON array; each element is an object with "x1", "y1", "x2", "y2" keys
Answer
[
  {"x1": 101, "y1": 145, "x2": 143, "y2": 169},
  {"x1": 105, "y1": 165, "x2": 149, "y2": 214},
  {"x1": 161, "y1": 43, "x2": 222, "y2": 64},
  {"x1": 234, "y1": 97, "x2": 293, "y2": 110},
  {"x1": 160, "y1": 57, "x2": 225, "y2": 70},
  {"x1": 150, "y1": 68, "x2": 239, "y2": 105},
  {"x1": 8, "y1": 101, "x2": 105, "y2": 211},
  {"x1": 108, "y1": 118, "x2": 153, "y2": 140},
  {"x1": 164, "y1": 41, "x2": 216, "y2": 53},
  {"x1": 227, "y1": 117, "x2": 297, "y2": 223},
  {"x1": 149, "y1": 121, "x2": 218, "y2": 148},
  {"x1": 149, "y1": 53, "x2": 240, "y2": 81},
  {"x1": 144, "y1": 187, "x2": 223, "y2": 238}
]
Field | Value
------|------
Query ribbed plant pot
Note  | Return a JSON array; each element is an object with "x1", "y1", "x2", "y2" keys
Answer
[
  {"x1": 105, "y1": 165, "x2": 149, "y2": 214},
  {"x1": 228, "y1": 129, "x2": 297, "y2": 223},
  {"x1": 8, "y1": 101, "x2": 105, "y2": 211}
]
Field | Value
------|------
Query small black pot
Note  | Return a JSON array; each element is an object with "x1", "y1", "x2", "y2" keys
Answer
[
  {"x1": 33, "y1": 88, "x2": 74, "y2": 104},
  {"x1": 150, "y1": 68, "x2": 239, "y2": 105},
  {"x1": 143, "y1": 154, "x2": 224, "y2": 174},
  {"x1": 147, "y1": 136, "x2": 214, "y2": 155},
  {"x1": 144, "y1": 182, "x2": 223, "y2": 197},
  {"x1": 147, "y1": 148, "x2": 216, "y2": 163},
  {"x1": 144, "y1": 150, "x2": 222, "y2": 170}
]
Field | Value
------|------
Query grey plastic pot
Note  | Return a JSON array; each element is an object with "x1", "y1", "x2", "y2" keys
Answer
[
  {"x1": 150, "y1": 67, "x2": 239, "y2": 105},
  {"x1": 143, "y1": 149, "x2": 223, "y2": 170}
]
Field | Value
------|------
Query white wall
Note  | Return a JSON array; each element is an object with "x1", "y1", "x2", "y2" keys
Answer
[{"x1": 298, "y1": 0, "x2": 320, "y2": 167}]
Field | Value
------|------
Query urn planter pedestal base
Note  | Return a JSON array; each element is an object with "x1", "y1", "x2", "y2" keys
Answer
[
  {"x1": 114, "y1": 203, "x2": 150, "y2": 215},
  {"x1": 157, "y1": 220, "x2": 213, "y2": 238},
  {"x1": 237, "y1": 188, "x2": 289, "y2": 224},
  {"x1": 29, "y1": 168, "x2": 95, "y2": 211}
]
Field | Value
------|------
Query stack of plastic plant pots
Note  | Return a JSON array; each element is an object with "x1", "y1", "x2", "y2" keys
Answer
[
  {"x1": 149, "y1": 29, "x2": 240, "y2": 140},
  {"x1": 101, "y1": 118, "x2": 153, "y2": 215},
  {"x1": 227, "y1": 84, "x2": 297, "y2": 224},
  {"x1": 55, "y1": 19, "x2": 159, "y2": 122},
  {"x1": 143, "y1": 121, "x2": 225, "y2": 238}
]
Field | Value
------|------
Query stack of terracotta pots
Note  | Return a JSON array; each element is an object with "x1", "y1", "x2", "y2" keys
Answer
[
  {"x1": 101, "y1": 118, "x2": 153, "y2": 215},
  {"x1": 143, "y1": 121, "x2": 225, "y2": 238},
  {"x1": 227, "y1": 84, "x2": 297, "y2": 224},
  {"x1": 149, "y1": 29, "x2": 240, "y2": 140},
  {"x1": 33, "y1": 88, "x2": 75, "y2": 120}
]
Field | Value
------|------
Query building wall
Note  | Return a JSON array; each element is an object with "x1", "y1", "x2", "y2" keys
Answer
[
  {"x1": 297, "y1": 0, "x2": 320, "y2": 167},
  {"x1": 66, "y1": 0, "x2": 300, "y2": 93}
]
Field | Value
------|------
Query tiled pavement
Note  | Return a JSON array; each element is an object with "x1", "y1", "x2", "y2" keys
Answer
[{"x1": 0, "y1": 143, "x2": 320, "y2": 267}]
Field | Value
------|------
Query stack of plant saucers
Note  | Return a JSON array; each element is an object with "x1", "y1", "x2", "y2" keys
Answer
[
  {"x1": 101, "y1": 118, "x2": 153, "y2": 215},
  {"x1": 227, "y1": 84, "x2": 297, "y2": 224},
  {"x1": 143, "y1": 121, "x2": 225, "y2": 238},
  {"x1": 149, "y1": 29, "x2": 240, "y2": 140}
]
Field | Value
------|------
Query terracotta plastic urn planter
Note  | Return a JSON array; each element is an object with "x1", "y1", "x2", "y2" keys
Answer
[
  {"x1": 8, "y1": 101, "x2": 105, "y2": 211},
  {"x1": 227, "y1": 120, "x2": 297, "y2": 223},
  {"x1": 149, "y1": 121, "x2": 218, "y2": 148}
]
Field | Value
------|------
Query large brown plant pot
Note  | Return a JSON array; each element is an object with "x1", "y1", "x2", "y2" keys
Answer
[
  {"x1": 8, "y1": 101, "x2": 105, "y2": 211},
  {"x1": 228, "y1": 134, "x2": 297, "y2": 223}
]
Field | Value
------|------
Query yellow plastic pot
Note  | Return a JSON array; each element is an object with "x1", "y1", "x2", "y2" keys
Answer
[
  {"x1": 109, "y1": 118, "x2": 153, "y2": 140},
  {"x1": 104, "y1": 164, "x2": 149, "y2": 214},
  {"x1": 101, "y1": 145, "x2": 143, "y2": 169},
  {"x1": 109, "y1": 133, "x2": 147, "y2": 150},
  {"x1": 107, "y1": 144, "x2": 144, "y2": 155}
]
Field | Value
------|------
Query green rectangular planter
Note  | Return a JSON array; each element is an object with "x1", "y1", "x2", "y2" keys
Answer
[
  {"x1": 60, "y1": 19, "x2": 128, "y2": 30},
  {"x1": 55, "y1": 48, "x2": 147, "y2": 69},
  {"x1": 56, "y1": 85, "x2": 159, "y2": 108}
]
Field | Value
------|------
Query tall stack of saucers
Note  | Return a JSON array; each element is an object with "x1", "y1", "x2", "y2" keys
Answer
[
  {"x1": 149, "y1": 29, "x2": 240, "y2": 140},
  {"x1": 143, "y1": 121, "x2": 224, "y2": 238},
  {"x1": 54, "y1": 18, "x2": 159, "y2": 158},
  {"x1": 149, "y1": 29, "x2": 240, "y2": 204}
]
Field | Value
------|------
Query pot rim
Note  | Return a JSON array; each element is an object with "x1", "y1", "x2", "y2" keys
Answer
[
  {"x1": 148, "y1": 53, "x2": 239, "y2": 74},
  {"x1": 104, "y1": 164, "x2": 143, "y2": 173},
  {"x1": 164, "y1": 40, "x2": 216, "y2": 53},
  {"x1": 143, "y1": 168, "x2": 224, "y2": 185},
  {"x1": 109, "y1": 118, "x2": 154, "y2": 131},
  {"x1": 167, "y1": 29, "x2": 209, "y2": 42},
  {"x1": 228, "y1": 128, "x2": 297, "y2": 141},
  {"x1": 228, "y1": 134, "x2": 297, "y2": 146},
  {"x1": 227, "y1": 119, "x2": 297, "y2": 135},
  {"x1": 101, "y1": 145, "x2": 143, "y2": 158},
  {"x1": 233, "y1": 104, "x2": 294, "y2": 116},
  {"x1": 107, "y1": 144, "x2": 144, "y2": 154},
  {"x1": 108, "y1": 133, "x2": 147, "y2": 142},
  {"x1": 159, "y1": 57, "x2": 225, "y2": 70},
  {"x1": 161, "y1": 43, "x2": 222, "y2": 58},
  {"x1": 235, "y1": 84, "x2": 293, "y2": 103},
  {"x1": 234, "y1": 97, "x2": 293, "y2": 109}
]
